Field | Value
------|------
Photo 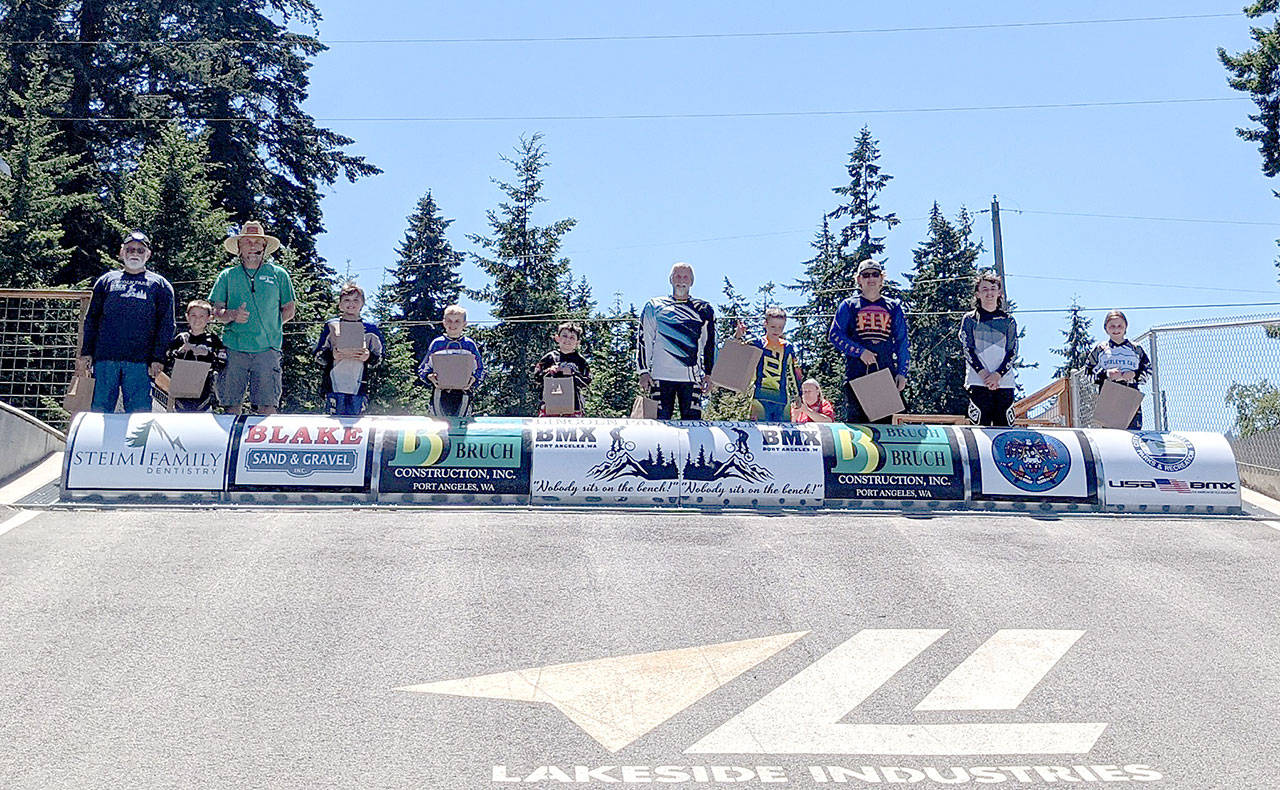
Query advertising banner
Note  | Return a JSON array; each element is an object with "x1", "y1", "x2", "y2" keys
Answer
[
  {"x1": 1093, "y1": 429, "x2": 1240, "y2": 511},
  {"x1": 964, "y1": 428, "x2": 1098, "y2": 504},
  {"x1": 230, "y1": 414, "x2": 375, "y2": 491},
  {"x1": 530, "y1": 418, "x2": 682, "y2": 505},
  {"x1": 378, "y1": 417, "x2": 530, "y2": 498},
  {"x1": 819, "y1": 423, "x2": 964, "y2": 502},
  {"x1": 680, "y1": 422, "x2": 823, "y2": 507},
  {"x1": 64, "y1": 412, "x2": 234, "y2": 491}
]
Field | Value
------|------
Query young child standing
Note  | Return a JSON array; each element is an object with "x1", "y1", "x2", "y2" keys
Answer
[
  {"x1": 959, "y1": 272, "x2": 1019, "y2": 426},
  {"x1": 534, "y1": 322, "x2": 592, "y2": 417},
  {"x1": 1085, "y1": 309, "x2": 1151, "y2": 430},
  {"x1": 417, "y1": 304, "x2": 485, "y2": 417},
  {"x1": 164, "y1": 299, "x2": 228, "y2": 412},
  {"x1": 733, "y1": 307, "x2": 804, "y2": 422},
  {"x1": 314, "y1": 283, "x2": 385, "y2": 416}
]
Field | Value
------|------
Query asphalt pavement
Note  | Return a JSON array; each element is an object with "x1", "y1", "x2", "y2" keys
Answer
[{"x1": 0, "y1": 505, "x2": 1277, "y2": 789}]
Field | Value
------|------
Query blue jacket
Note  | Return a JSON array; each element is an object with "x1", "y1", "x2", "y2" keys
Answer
[
  {"x1": 417, "y1": 334, "x2": 485, "y2": 388},
  {"x1": 80, "y1": 269, "x2": 176, "y2": 364},
  {"x1": 828, "y1": 294, "x2": 909, "y2": 380}
]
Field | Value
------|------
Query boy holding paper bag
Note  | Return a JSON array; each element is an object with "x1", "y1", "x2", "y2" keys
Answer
[
  {"x1": 417, "y1": 304, "x2": 484, "y2": 417},
  {"x1": 164, "y1": 300, "x2": 227, "y2": 412},
  {"x1": 534, "y1": 322, "x2": 592, "y2": 417},
  {"x1": 733, "y1": 307, "x2": 804, "y2": 422},
  {"x1": 315, "y1": 283, "x2": 385, "y2": 416},
  {"x1": 828, "y1": 258, "x2": 909, "y2": 423}
]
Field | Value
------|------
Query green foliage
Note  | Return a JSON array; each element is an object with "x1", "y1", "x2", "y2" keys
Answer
[
  {"x1": 118, "y1": 123, "x2": 230, "y2": 308},
  {"x1": 366, "y1": 283, "x2": 429, "y2": 414},
  {"x1": 384, "y1": 191, "x2": 463, "y2": 361},
  {"x1": 0, "y1": 55, "x2": 94, "y2": 286},
  {"x1": 903, "y1": 204, "x2": 983, "y2": 415},
  {"x1": 1050, "y1": 299, "x2": 1095, "y2": 377},
  {"x1": 1226, "y1": 378, "x2": 1280, "y2": 436},
  {"x1": 582, "y1": 296, "x2": 640, "y2": 418},
  {"x1": 469, "y1": 134, "x2": 577, "y2": 416}
]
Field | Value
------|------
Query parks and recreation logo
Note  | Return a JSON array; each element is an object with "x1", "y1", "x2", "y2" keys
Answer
[
  {"x1": 241, "y1": 421, "x2": 365, "y2": 479},
  {"x1": 991, "y1": 431, "x2": 1071, "y2": 493},
  {"x1": 1131, "y1": 432, "x2": 1195, "y2": 473}
]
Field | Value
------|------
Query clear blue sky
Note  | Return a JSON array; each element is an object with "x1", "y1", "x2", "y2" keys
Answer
[{"x1": 303, "y1": 1, "x2": 1278, "y2": 393}]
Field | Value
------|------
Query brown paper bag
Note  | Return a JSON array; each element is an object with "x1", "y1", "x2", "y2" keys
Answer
[
  {"x1": 333, "y1": 320, "x2": 366, "y2": 350},
  {"x1": 708, "y1": 340, "x2": 765, "y2": 394},
  {"x1": 63, "y1": 365, "x2": 95, "y2": 414},
  {"x1": 848, "y1": 367, "x2": 904, "y2": 422},
  {"x1": 543, "y1": 376, "x2": 577, "y2": 415},
  {"x1": 1093, "y1": 380, "x2": 1143, "y2": 429},
  {"x1": 168, "y1": 359, "x2": 212, "y2": 399},
  {"x1": 431, "y1": 350, "x2": 477, "y2": 390},
  {"x1": 630, "y1": 394, "x2": 659, "y2": 420}
]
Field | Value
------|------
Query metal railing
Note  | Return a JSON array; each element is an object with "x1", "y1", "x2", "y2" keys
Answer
[{"x1": 0, "y1": 289, "x2": 90, "y2": 429}]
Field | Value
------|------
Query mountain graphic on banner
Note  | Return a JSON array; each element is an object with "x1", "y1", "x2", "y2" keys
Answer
[
  {"x1": 588, "y1": 444, "x2": 679, "y2": 482},
  {"x1": 683, "y1": 449, "x2": 771, "y2": 483}
]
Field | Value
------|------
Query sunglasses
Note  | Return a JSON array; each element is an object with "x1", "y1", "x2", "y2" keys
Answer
[{"x1": 859, "y1": 271, "x2": 883, "y2": 278}]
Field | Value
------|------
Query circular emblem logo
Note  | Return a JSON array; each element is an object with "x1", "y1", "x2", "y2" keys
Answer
[
  {"x1": 1131, "y1": 431, "x2": 1194, "y2": 472},
  {"x1": 991, "y1": 431, "x2": 1071, "y2": 492}
]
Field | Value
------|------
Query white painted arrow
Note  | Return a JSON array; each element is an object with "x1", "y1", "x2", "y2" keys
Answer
[{"x1": 398, "y1": 631, "x2": 808, "y2": 752}]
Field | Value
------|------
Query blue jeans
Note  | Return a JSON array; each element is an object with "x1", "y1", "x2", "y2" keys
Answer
[{"x1": 92, "y1": 360, "x2": 152, "y2": 413}]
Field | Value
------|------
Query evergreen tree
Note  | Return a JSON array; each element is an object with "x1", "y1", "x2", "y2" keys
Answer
[
  {"x1": 470, "y1": 134, "x2": 577, "y2": 416},
  {"x1": 583, "y1": 295, "x2": 639, "y2": 417},
  {"x1": 366, "y1": 282, "x2": 429, "y2": 415},
  {"x1": 0, "y1": 54, "x2": 94, "y2": 287},
  {"x1": 1051, "y1": 299, "x2": 1095, "y2": 377},
  {"x1": 788, "y1": 216, "x2": 839, "y2": 392},
  {"x1": 385, "y1": 191, "x2": 463, "y2": 361},
  {"x1": 118, "y1": 123, "x2": 230, "y2": 307},
  {"x1": 829, "y1": 126, "x2": 900, "y2": 260},
  {"x1": 903, "y1": 204, "x2": 983, "y2": 415},
  {"x1": 703, "y1": 277, "x2": 754, "y2": 420}
]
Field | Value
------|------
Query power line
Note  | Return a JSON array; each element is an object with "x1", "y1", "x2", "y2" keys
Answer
[
  {"x1": 17, "y1": 97, "x2": 1246, "y2": 124},
  {"x1": 0, "y1": 13, "x2": 1238, "y2": 46},
  {"x1": 1008, "y1": 208, "x2": 1280, "y2": 228}
]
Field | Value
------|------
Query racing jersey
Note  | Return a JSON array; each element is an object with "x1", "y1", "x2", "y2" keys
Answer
[
  {"x1": 828, "y1": 294, "x2": 909, "y2": 380},
  {"x1": 748, "y1": 336, "x2": 803, "y2": 405},
  {"x1": 958, "y1": 307, "x2": 1018, "y2": 389},
  {"x1": 637, "y1": 295, "x2": 716, "y2": 383},
  {"x1": 1086, "y1": 339, "x2": 1150, "y2": 390}
]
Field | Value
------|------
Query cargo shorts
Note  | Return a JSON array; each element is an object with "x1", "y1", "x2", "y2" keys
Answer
[{"x1": 218, "y1": 348, "x2": 283, "y2": 410}]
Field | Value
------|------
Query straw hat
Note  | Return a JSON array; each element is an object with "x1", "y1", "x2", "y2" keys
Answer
[{"x1": 223, "y1": 220, "x2": 281, "y2": 256}]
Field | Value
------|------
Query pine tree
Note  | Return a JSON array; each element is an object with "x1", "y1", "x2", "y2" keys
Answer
[
  {"x1": 470, "y1": 134, "x2": 577, "y2": 416},
  {"x1": 1051, "y1": 299, "x2": 1095, "y2": 377},
  {"x1": 385, "y1": 191, "x2": 463, "y2": 361},
  {"x1": 118, "y1": 123, "x2": 230, "y2": 307},
  {"x1": 366, "y1": 282, "x2": 429, "y2": 415},
  {"x1": 788, "y1": 217, "x2": 839, "y2": 394},
  {"x1": 829, "y1": 126, "x2": 900, "y2": 261},
  {"x1": 0, "y1": 54, "x2": 94, "y2": 287},
  {"x1": 903, "y1": 204, "x2": 983, "y2": 415}
]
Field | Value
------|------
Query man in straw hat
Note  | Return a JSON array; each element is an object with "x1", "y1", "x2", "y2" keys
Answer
[{"x1": 209, "y1": 220, "x2": 296, "y2": 414}]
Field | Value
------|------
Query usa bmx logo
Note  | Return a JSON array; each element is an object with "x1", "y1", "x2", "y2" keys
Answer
[
  {"x1": 991, "y1": 431, "x2": 1071, "y2": 492},
  {"x1": 1131, "y1": 431, "x2": 1195, "y2": 473}
]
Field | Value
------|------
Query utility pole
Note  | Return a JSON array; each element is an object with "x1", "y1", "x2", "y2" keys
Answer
[{"x1": 990, "y1": 195, "x2": 1007, "y2": 301}]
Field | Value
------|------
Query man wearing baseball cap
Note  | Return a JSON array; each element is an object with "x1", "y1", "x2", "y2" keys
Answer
[
  {"x1": 78, "y1": 230, "x2": 176, "y2": 412},
  {"x1": 209, "y1": 221, "x2": 296, "y2": 414},
  {"x1": 828, "y1": 258, "x2": 910, "y2": 423}
]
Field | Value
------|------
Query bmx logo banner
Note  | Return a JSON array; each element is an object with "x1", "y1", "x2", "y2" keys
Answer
[
  {"x1": 681, "y1": 422, "x2": 823, "y2": 507},
  {"x1": 530, "y1": 418, "x2": 682, "y2": 505},
  {"x1": 232, "y1": 414, "x2": 374, "y2": 490},
  {"x1": 380, "y1": 417, "x2": 529, "y2": 496},
  {"x1": 820, "y1": 423, "x2": 963, "y2": 501}
]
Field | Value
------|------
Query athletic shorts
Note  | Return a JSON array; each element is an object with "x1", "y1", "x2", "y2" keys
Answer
[{"x1": 219, "y1": 348, "x2": 283, "y2": 410}]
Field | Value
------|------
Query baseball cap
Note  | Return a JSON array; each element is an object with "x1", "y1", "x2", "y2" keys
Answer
[
  {"x1": 122, "y1": 230, "x2": 151, "y2": 248},
  {"x1": 856, "y1": 259, "x2": 885, "y2": 275}
]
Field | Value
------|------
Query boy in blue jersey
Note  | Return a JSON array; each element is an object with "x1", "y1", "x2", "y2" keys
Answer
[
  {"x1": 78, "y1": 230, "x2": 176, "y2": 413},
  {"x1": 733, "y1": 307, "x2": 804, "y2": 422},
  {"x1": 417, "y1": 304, "x2": 484, "y2": 417},
  {"x1": 828, "y1": 258, "x2": 909, "y2": 424},
  {"x1": 315, "y1": 283, "x2": 385, "y2": 416}
]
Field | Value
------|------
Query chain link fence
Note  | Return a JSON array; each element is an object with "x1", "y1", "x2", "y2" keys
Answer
[{"x1": 0, "y1": 289, "x2": 90, "y2": 430}]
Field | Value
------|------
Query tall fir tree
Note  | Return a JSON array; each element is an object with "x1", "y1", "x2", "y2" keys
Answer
[
  {"x1": 118, "y1": 123, "x2": 230, "y2": 308},
  {"x1": 1051, "y1": 299, "x2": 1095, "y2": 377},
  {"x1": 470, "y1": 134, "x2": 577, "y2": 416},
  {"x1": 366, "y1": 280, "x2": 429, "y2": 415},
  {"x1": 1220, "y1": 1, "x2": 1280, "y2": 282},
  {"x1": 903, "y1": 204, "x2": 983, "y2": 415},
  {"x1": 0, "y1": 54, "x2": 94, "y2": 287},
  {"x1": 385, "y1": 191, "x2": 463, "y2": 362}
]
